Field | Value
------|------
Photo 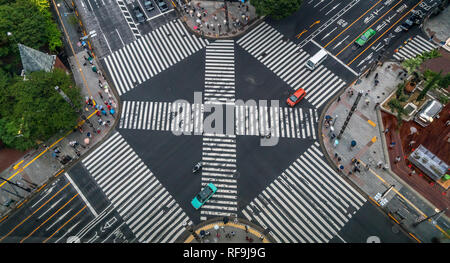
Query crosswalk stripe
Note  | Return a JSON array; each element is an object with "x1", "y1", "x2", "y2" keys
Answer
[
  {"x1": 103, "y1": 19, "x2": 207, "y2": 95},
  {"x1": 243, "y1": 144, "x2": 366, "y2": 243},
  {"x1": 237, "y1": 22, "x2": 346, "y2": 108},
  {"x1": 82, "y1": 132, "x2": 191, "y2": 242}
]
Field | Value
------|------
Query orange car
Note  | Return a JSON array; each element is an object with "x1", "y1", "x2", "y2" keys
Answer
[{"x1": 287, "y1": 88, "x2": 306, "y2": 107}]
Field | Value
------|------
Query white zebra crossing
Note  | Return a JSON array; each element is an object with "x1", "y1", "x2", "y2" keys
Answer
[
  {"x1": 236, "y1": 22, "x2": 347, "y2": 108},
  {"x1": 82, "y1": 132, "x2": 192, "y2": 243},
  {"x1": 393, "y1": 35, "x2": 439, "y2": 61},
  {"x1": 118, "y1": 101, "x2": 318, "y2": 139},
  {"x1": 204, "y1": 40, "x2": 236, "y2": 105},
  {"x1": 103, "y1": 19, "x2": 209, "y2": 96},
  {"x1": 200, "y1": 40, "x2": 238, "y2": 220},
  {"x1": 242, "y1": 142, "x2": 366, "y2": 243},
  {"x1": 116, "y1": 0, "x2": 142, "y2": 40},
  {"x1": 200, "y1": 133, "x2": 238, "y2": 221}
]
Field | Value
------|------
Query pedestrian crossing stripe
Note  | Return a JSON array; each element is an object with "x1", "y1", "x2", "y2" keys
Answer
[
  {"x1": 103, "y1": 19, "x2": 209, "y2": 96},
  {"x1": 82, "y1": 131, "x2": 192, "y2": 243},
  {"x1": 118, "y1": 101, "x2": 318, "y2": 139},
  {"x1": 236, "y1": 22, "x2": 346, "y2": 109},
  {"x1": 241, "y1": 144, "x2": 366, "y2": 243},
  {"x1": 116, "y1": 0, "x2": 142, "y2": 40},
  {"x1": 393, "y1": 35, "x2": 439, "y2": 61}
]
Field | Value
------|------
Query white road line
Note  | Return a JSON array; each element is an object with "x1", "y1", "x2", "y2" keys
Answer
[{"x1": 64, "y1": 172, "x2": 98, "y2": 217}]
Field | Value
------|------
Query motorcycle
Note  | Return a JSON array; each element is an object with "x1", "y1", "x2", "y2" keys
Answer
[{"x1": 192, "y1": 162, "x2": 202, "y2": 173}]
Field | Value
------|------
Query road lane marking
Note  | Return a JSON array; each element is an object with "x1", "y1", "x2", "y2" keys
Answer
[
  {"x1": 324, "y1": 0, "x2": 383, "y2": 48},
  {"x1": 347, "y1": 0, "x2": 423, "y2": 66},
  {"x1": 43, "y1": 205, "x2": 86, "y2": 243},
  {"x1": 0, "y1": 182, "x2": 71, "y2": 242},
  {"x1": 64, "y1": 172, "x2": 98, "y2": 217},
  {"x1": 336, "y1": 0, "x2": 405, "y2": 56},
  {"x1": 311, "y1": 39, "x2": 358, "y2": 76},
  {"x1": 20, "y1": 193, "x2": 79, "y2": 243}
]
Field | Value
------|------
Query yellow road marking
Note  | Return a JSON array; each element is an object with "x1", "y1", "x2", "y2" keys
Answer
[
  {"x1": 43, "y1": 205, "x2": 87, "y2": 243},
  {"x1": 324, "y1": 0, "x2": 383, "y2": 48},
  {"x1": 13, "y1": 160, "x2": 24, "y2": 170},
  {"x1": 296, "y1": 29, "x2": 308, "y2": 39},
  {"x1": 0, "y1": 182, "x2": 71, "y2": 242},
  {"x1": 21, "y1": 193, "x2": 79, "y2": 243},
  {"x1": 368, "y1": 119, "x2": 376, "y2": 127},
  {"x1": 347, "y1": 0, "x2": 423, "y2": 66},
  {"x1": 336, "y1": 0, "x2": 404, "y2": 56},
  {"x1": 309, "y1": 20, "x2": 320, "y2": 28}
]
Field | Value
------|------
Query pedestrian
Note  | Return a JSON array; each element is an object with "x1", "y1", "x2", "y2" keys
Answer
[
  {"x1": 389, "y1": 142, "x2": 396, "y2": 148},
  {"x1": 51, "y1": 152, "x2": 59, "y2": 158},
  {"x1": 337, "y1": 96, "x2": 341, "y2": 102},
  {"x1": 394, "y1": 156, "x2": 401, "y2": 163},
  {"x1": 410, "y1": 170, "x2": 416, "y2": 176},
  {"x1": 231, "y1": 231, "x2": 235, "y2": 237},
  {"x1": 350, "y1": 90, "x2": 354, "y2": 97},
  {"x1": 365, "y1": 164, "x2": 370, "y2": 171},
  {"x1": 87, "y1": 132, "x2": 91, "y2": 138},
  {"x1": 377, "y1": 161, "x2": 383, "y2": 169},
  {"x1": 374, "y1": 102, "x2": 380, "y2": 110},
  {"x1": 245, "y1": 225, "x2": 249, "y2": 233},
  {"x1": 98, "y1": 91, "x2": 103, "y2": 100},
  {"x1": 365, "y1": 91, "x2": 369, "y2": 96},
  {"x1": 334, "y1": 153, "x2": 338, "y2": 159},
  {"x1": 365, "y1": 98, "x2": 370, "y2": 105},
  {"x1": 96, "y1": 110, "x2": 101, "y2": 117},
  {"x1": 54, "y1": 147, "x2": 61, "y2": 154},
  {"x1": 384, "y1": 128, "x2": 389, "y2": 134},
  {"x1": 107, "y1": 104, "x2": 112, "y2": 110},
  {"x1": 337, "y1": 156, "x2": 342, "y2": 162}
]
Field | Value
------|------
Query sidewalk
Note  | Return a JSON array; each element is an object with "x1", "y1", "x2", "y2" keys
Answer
[
  {"x1": 320, "y1": 61, "x2": 450, "y2": 243},
  {"x1": 0, "y1": 0, "x2": 119, "y2": 217},
  {"x1": 177, "y1": 217, "x2": 273, "y2": 243},
  {"x1": 180, "y1": 0, "x2": 258, "y2": 38}
]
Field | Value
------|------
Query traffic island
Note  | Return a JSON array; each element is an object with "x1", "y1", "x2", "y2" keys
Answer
[{"x1": 177, "y1": 217, "x2": 274, "y2": 243}]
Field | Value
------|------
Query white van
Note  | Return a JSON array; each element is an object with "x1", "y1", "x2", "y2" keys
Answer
[{"x1": 305, "y1": 49, "x2": 328, "y2": 70}]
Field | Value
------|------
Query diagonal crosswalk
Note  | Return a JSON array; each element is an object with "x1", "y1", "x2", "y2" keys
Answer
[
  {"x1": 118, "y1": 101, "x2": 319, "y2": 139},
  {"x1": 241, "y1": 142, "x2": 366, "y2": 243},
  {"x1": 82, "y1": 132, "x2": 192, "y2": 243},
  {"x1": 103, "y1": 19, "x2": 209, "y2": 96},
  {"x1": 393, "y1": 35, "x2": 439, "y2": 61},
  {"x1": 236, "y1": 22, "x2": 346, "y2": 108}
]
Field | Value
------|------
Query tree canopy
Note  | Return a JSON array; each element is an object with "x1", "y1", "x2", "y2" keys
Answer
[
  {"x1": 0, "y1": 69, "x2": 81, "y2": 150},
  {"x1": 0, "y1": 0, "x2": 62, "y2": 74},
  {"x1": 250, "y1": 0, "x2": 303, "y2": 20}
]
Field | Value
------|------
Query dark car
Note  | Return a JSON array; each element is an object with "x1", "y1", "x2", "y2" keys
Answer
[
  {"x1": 156, "y1": 0, "x2": 168, "y2": 12},
  {"x1": 144, "y1": 0, "x2": 154, "y2": 11},
  {"x1": 400, "y1": 13, "x2": 421, "y2": 31},
  {"x1": 133, "y1": 6, "x2": 146, "y2": 23}
]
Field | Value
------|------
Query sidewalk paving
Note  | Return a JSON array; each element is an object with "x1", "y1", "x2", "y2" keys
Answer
[
  {"x1": 0, "y1": 0, "x2": 119, "y2": 217},
  {"x1": 320, "y1": 61, "x2": 450, "y2": 243},
  {"x1": 177, "y1": 217, "x2": 272, "y2": 243},
  {"x1": 180, "y1": 0, "x2": 258, "y2": 38}
]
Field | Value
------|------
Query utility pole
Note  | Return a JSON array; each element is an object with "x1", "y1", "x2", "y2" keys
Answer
[
  {"x1": 0, "y1": 176, "x2": 31, "y2": 193},
  {"x1": 337, "y1": 91, "x2": 363, "y2": 139},
  {"x1": 413, "y1": 208, "x2": 448, "y2": 227},
  {"x1": 54, "y1": 86, "x2": 96, "y2": 132}
]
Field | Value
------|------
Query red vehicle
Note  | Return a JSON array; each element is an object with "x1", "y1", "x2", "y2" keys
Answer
[{"x1": 286, "y1": 88, "x2": 306, "y2": 107}]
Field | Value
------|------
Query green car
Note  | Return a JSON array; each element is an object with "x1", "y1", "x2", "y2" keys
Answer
[
  {"x1": 191, "y1": 183, "x2": 217, "y2": 209},
  {"x1": 355, "y1": 28, "x2": 376, "y2": 46}
]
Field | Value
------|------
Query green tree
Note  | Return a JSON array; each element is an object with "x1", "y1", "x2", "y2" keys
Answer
[
  {"x1": 416, "y1": 70, "x2": 442, "y2": 101},
  {"x1": 0, "y1": 0, "x2": 62, "y2": 74},
  {"x1": 250, "y1": 0, "x2": 303, "y2": 20},
  {"x1": 0, "y1": 69, "x2": 82, "y2": 150}
]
